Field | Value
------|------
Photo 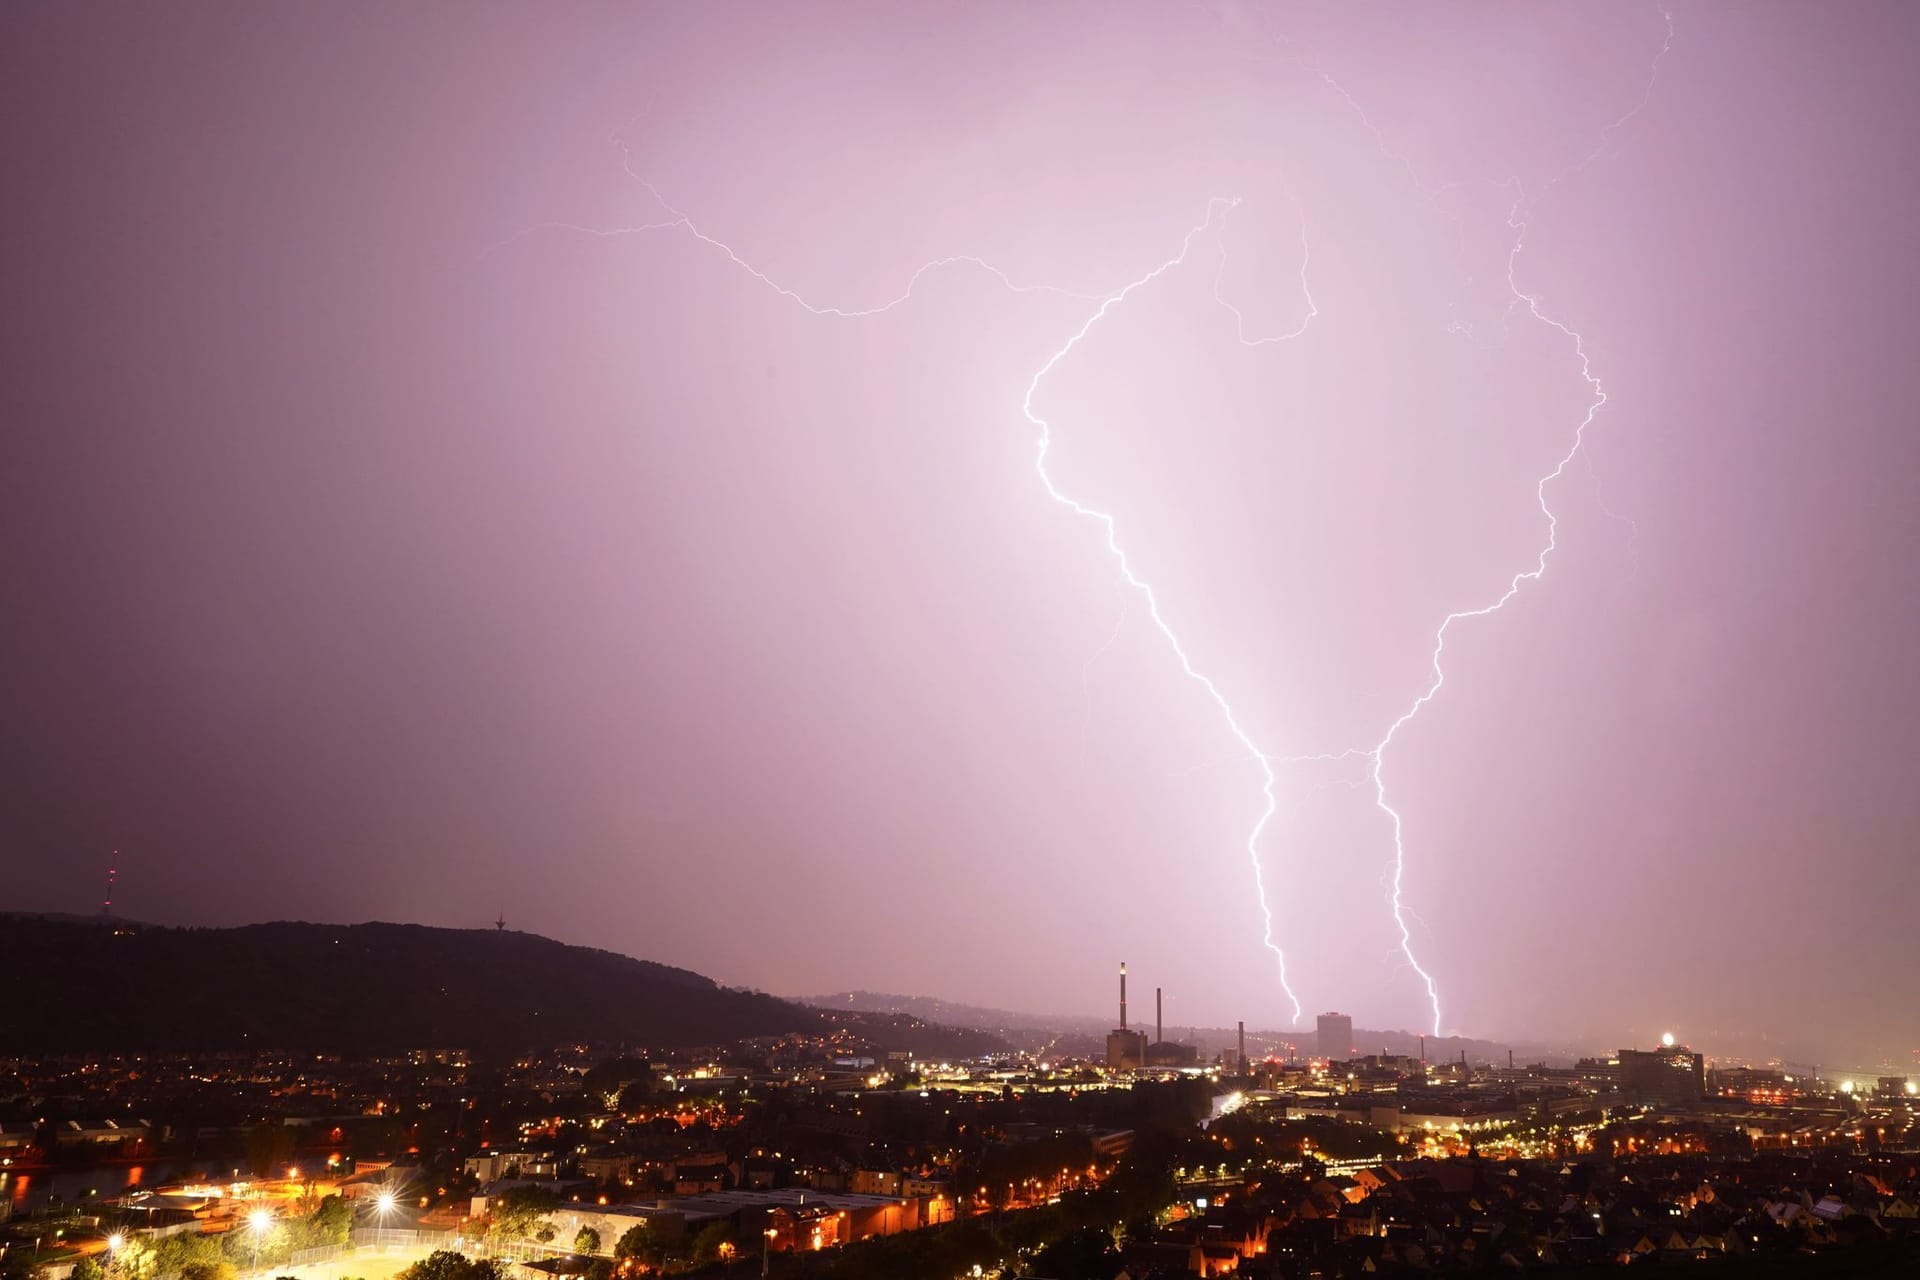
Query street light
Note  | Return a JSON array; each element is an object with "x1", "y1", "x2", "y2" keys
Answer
[
  {"x1": 373, "y1": 1191, "x2": 398, "y2": 1250},
  {"x1": 762, "y1": 1226, "x2": 777, "y2": 1279},
  {"x1": 90, "y1": 1232, "x2": 124, "y2": 1280},
  {"x1": 248, "y1": 1211, "x2": 271, "y2": 1279}
]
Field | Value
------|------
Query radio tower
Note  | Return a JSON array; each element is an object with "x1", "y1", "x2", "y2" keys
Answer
[{"x1": 102, "y1": 850, "x2": 118, "y2": 916}]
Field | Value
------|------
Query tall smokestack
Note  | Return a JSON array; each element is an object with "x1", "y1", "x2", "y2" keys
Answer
[
  {"x1": 1418, "y1": 1035, "x2": 1425, "y2": 1066},
  {"x1": 1238, "y1": 1021, "x2": 1246, "y2": 1070},
  {"x1": 1155, "y1": 988, "x2": 1163, "y2": 1044},
  {"x1": 1119, "y1": 962, "x2": 1127, "y2": 1030},
  {"x1": 1509, "y1": 1049, "x2": 1515, "y2": 1070}
]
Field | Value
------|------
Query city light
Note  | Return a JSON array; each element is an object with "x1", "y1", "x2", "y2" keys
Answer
[
  {"x1": 107, "y1": 1234, "x2": 124, "y2": 1253},
  {"x1": 370, "y1": 1189, "x2": 399, "y2": 1250},
  {"x1": 245, "y1": 1209, "x2": 272, "y2": 1279},
  {"x1": 1661, "y1": 1032, "x2": 1675, "y2": 1048}
]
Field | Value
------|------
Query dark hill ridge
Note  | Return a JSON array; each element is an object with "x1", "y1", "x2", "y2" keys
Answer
[{"x1": 0, "y1": 917, "x2": 1001, "y2": 1056}]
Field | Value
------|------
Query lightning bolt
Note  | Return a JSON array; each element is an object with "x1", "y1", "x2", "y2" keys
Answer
[
  {"x1": 510, "y1": 176, "x2": 1319, "y2": 1024},
  {"x1": 1348, "y1": 5, "x2": 1677, "y2": 1037},
  {"x1": 491, "y1": 158, "x2": 1107, "y2": 314},
  {"x1": 1365, "y1": 290, "x2": 1605, "y2": 1038},
  {"x1": 1214, "y1": 195, "x2": 1318, "y2": 346},
  {"x1": 1027, "y1": 195, "x2": 1315, "y2": 1026},
  {"x1": 512, "y1": 2, "x2": 1669, "y2": 1038}
]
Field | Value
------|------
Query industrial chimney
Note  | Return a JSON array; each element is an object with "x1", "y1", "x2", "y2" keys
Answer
[
  {"x1": 1237, "y1": 1021, "x2": 1246, "y2": 1071},
  {"x1": 1155, "y1": 987, "x2": 1163, "y2": 1044},
  {"x1": 1119, "y1": 961, "x2": 1128, "y2": 1031}
]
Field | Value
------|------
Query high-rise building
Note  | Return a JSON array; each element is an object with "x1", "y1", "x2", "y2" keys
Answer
[
  {"x1": 1617, "y1": 1044, "x2": 1705, "y2": 1104},
  {"x1": 1317, "y1": 1011, "x2": 1353, "y2": 1062}
]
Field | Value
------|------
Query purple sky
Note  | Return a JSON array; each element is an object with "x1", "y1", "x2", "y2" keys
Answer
[{"x1": 5, "y1": 2, "x2": 1917, "y2": 1067}]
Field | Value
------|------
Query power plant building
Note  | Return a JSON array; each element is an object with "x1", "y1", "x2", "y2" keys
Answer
[
  {"x1": 1106, "y1": 963, "x2": 1147, "y2": 1069},
  {"x1": 1317, "y1": 1011, "x2": 1353, "y2": 1062},
  {"x1": 1144, "y1": 985, "x2": 1198, "y2": 1067},
  {"x1": 1105, "y1": 965, "x2": 1200, "y2": 1069}
]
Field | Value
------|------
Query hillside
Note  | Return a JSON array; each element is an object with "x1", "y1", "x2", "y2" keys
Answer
[
  {"x1": 806, "y1": 989, "x2": 1109, "y2": 1037},
  {"x1": 806, "y1": 990, "x2": 1549, "y2": 1065},
  {"x1": 0, "y1": 917, "x2": 1001, "y2": 1056}
]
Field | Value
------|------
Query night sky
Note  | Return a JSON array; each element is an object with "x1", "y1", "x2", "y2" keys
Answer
[{"x1": 4, "y1": 2, "x2": 1916, "y2": 1066}]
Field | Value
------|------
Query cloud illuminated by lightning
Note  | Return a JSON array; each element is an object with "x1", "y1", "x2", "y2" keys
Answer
[
  {"x1": 511, "y1": 1, "x2": 1673, "y2": 1038},
  {"x1": 512, "y1": 177, "x2": 1319, "y2": 1024}
]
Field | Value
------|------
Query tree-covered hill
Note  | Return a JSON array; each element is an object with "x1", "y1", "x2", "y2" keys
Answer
[{"x1": 1, "y1": 916, "x2": 1001, "y2": 1056}]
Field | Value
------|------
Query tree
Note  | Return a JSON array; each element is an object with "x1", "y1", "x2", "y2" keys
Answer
[
  {"x1": 302, "y1": 1195, "x2": 353, "y2": 1249},
  {"x1": 1030, "y1": 1228, "x2": 1120, "y2": 1280},
  {"x1": 109, "y1": 1239, "x2": 156, "y2": 1280},
  {"x1": 486, "y1": 1187, "x2": 561, "y2": 1241},
  {"x1": 583, "y1": 1056, "x2": 650, "y2": 1110},
  {"x1": 572, "y1": 1228, "x2": 600, "y2": 1256},
  {"x1": 71, "y1": 1260, "x2": 106, "y2": 1280},
  {"x1": 612, "y1": 1224, "x2": 662, "y2": 1267},
  {"x1": 396, "y1": 1253, "x2": 505, "y2": 1280},
  {"x1": 689, "y1": 1222, "x2": 733, "y2": 1265},
  {"x1": 158, "y1": 1233, "x2": 234, "y2": 1280},
  {"x1": 243, "y1": 1123, "x2": 296, "y2": 1177}
]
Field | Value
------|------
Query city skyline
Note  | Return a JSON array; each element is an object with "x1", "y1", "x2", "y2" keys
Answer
[{"x1": 5, "y1": 2, "x2": 1919, "y2": 1065}]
